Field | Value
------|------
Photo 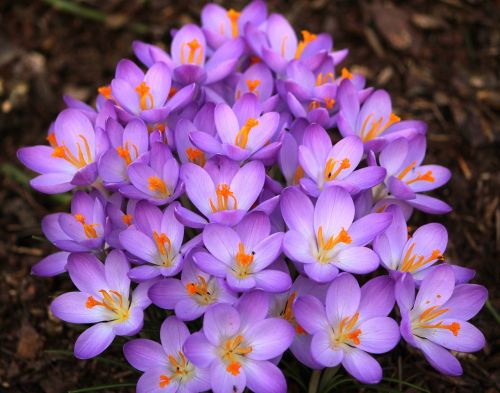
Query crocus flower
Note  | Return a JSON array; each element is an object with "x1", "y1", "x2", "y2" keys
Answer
[
  {"x1": 297, "y1": 124, "x2": 386, "y2": 197},
  {"x1": 178, "y1": 158, "x2": 267, "y2": 227},
  {"x1": 111, "y1": 59, "x2": 195, "y2": 123},
  {"x1": 123, "y1": 316, "x2": 210, "y2": 393},
  {"x1": 374, "y1": 205, "x2": 475, "y2": 283},
  {"x1": 281, "y1": 186, "x2": 391, "y2": 282},
  {"x1": 234, "y1": 62, "x2": 276, "y2": 107},
  {"x1": 278, "y1": 119, "x2": 308, "y2": 186},
  {"x1": 193, "y1": 212, "x2": 290, "y2": 292},
  {"x1": 51, "y1": 250, "x2": 153, "y2": 359},
  {"x1": 201, "y1": 0, "x2": 267, "y2": 48},
  {"x1": 119, "y1": 142, "x2": 183, "y2": 205},
  {"x1": 336, "y1": 79, "x2": 427, "y2": 152},
  {"x1": 148, "y1": 255, "x2": 237, "y2": 321},
  {"x1": 183, "y1": 291, "x2": 295, "y2": 393},
  {"x1": 104, "y1": 193, "x2": 137, "y2": 249},
  {"x1": 294, "y1": 273, "x2": 400, "y2": 384},
  {"x1": 98, "y1": 118, "x2": 149, "y2": 187},
  {"x1": 376, "y1": 135, "x2": 452, "y2": 214},
  {"x1": 396, "y1": 264, "x2": 487, "y2": 376},
  {"x1": 119, "y1": 201, "x2": 199, "y2": 281},
  {"x1": 190, "y1": 93, "x2": 281, "y2": 162},
  {"x1": 17, "y1": 108, "x2": 108, "y2": 193}
]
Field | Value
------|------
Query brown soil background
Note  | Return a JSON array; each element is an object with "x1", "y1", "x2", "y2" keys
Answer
[{"x1": 0, "y1": 1, "x2": 498, "y2": 392}]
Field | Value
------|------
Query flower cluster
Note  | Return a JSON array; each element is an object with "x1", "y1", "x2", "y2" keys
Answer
[{"x1": 18, "y1": 1, "x2": 487, "y2": 392}]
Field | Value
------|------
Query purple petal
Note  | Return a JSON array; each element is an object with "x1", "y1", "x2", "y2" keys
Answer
[
  {"x1": 160, "y1": 316, "x2": 190, "y2": 355},
  {"x1": 230, "y1": 160, "x2": 265, "y2": 210},
  {"x1": 326, "y1": 273, "x2": 361, "y2": 327},
  {"x1": 74, "y1": 323, "x2": 115, "y2": 359},
  {"x1": 245, "y1": 359, "x2": 287, "y2": 393},
  {"x1": 148, "y1": 278, "x2": 185, "y2": 309},
  {"x1": 246, "y1": 318, "x2": 294, "y2": 360},
  {"x1": 314, "y1": 186, "x2": 355, "y2": 242},
  {"x1": 203, "y1": 304, "x2": 240, "y2": 346},
  {"x1": 51, "y1": 291, "x2": 109, "y2": 323},
  {"x1": 442, "y1": 284, "x2": 487, "y2": 320},
  {"x1": 342, "y1": 347, "x2": 382, "y2": 384},
  {"x1": 356, "y1": 317, "x2": 400, "y2": 354},
  {"x1": 293, "y1": 295, "x2": 329, "y2": 334},
  {"x1": 254, "y1": 270, "x2": 292, "y2": 293},
  {"x1": 280, "y1": 187, "x2": 315, "y2": 238},
  {"x1": 358, "y1": 276, "x2": 395, "y2": 320},
  {"x1": 32, "y1": 251, "x2": 70, "y2": 277},
  {"x1": 123, "y1": 339, "x2": 167, "y2": 371},
  {"x1": 311, "y1": 330, "x2": 344, "y2": 367},
  {"x1": 184, "y1": 331, "x2": 217, "y2": 368},
  {"x1": 417, "y1": 338, "x2": 462, "y2": 376},
  {"x1": 334, "y1": 246, "x2": 380, "y2": 274},
  {"x1": 66, "y1": 253, "x2": 107, "y2": 295},
  {"x1": 348, "y1": 213, "x2": 392, "y2": 246}
]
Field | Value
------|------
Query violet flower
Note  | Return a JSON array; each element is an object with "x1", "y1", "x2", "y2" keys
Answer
[
  {"x1": 193, "y1": 212, "x2": 290, "y2": 292},
  {"x1": 124, "y1": 316, "x2": 210, "y2": 393},
  {"x1": 183, "y1": 291, "x2": 295, "y2": 393},
  {"x1": 297, "y1": 123, "x2": 386, "y2": 197},
  {"x1": 234, "y1": 62, "x2": 276, "y2": 108},
  {"x1": 17, "y1": 108, "x2": 108, "y2": 193},
  {"x1": 281, "y1": 186, "x2": 391, "y2": 282},
  {"x1": 104, "y1": 193, "x2": 137, "y2": 250},
  {"x1": 294, "y1": 273, "x2": 400, "y2": 384},
  {"x1": 51, "y1": 250, "x2": 153, "y2": 359},
  {"x1": 149, "y1": 255, "x2": 237, "y2": 321},
  {"x1": 396, "y1": 264, "x2": 487, "y2": 376}
]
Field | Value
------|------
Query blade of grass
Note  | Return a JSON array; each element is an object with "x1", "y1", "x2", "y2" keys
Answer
[
  {"x1": 45, "y1": 349, "x2": 135, "y2": 370},
  {"x1": 68, "y1": 383, "x2": 136, "y2": 393},
  {"x1": 486, "y1": 299, "x2": 500, "y2": 324},
  {"x1": 382, "y1": 377, "x2": 430, "y2": 392}
]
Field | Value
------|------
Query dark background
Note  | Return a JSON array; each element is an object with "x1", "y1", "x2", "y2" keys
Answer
[{"x1": 0, "y1": 0, "x2": 498, "y2": 392}]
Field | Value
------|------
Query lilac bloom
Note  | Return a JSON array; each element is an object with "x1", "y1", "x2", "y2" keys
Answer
[
  {"x1": 119, "y1": 142, "x2": 183, "y2": 205},
  {"x1": 104, "y1": 193, "x2": 138, "y2": 249},
  {"x1": 124, "y1": 316, "x2": 210, "y2": 393},
  {"x1": 201, "y1": 1, "x2": 267, "y2": 49},
  {"x1": 377, "y1": 135, "x2": 452, "y2": 214},
  {"x1": 245, "y1": 13, "x2": 331, "y2": 73},
  {"x1": 278, "y1": 119, "x2": 309, "y2": 186},
  {"x1": 111, "y1": 59, "x2": 195, "y2": 124},
  {"x1": 374, "y1": 205, "x2": 475, "y2": 283},
  {"x1": 17, "y1": 108, "x2": 108, "y2": 193},
  {"x1": 297, "y1": 124, "x2": 386, "y2": 197},
  {"x1": 190, "y1": 93, "x2": 281, "y2": 162},
  {"x1": 132, "y1": 40, "x2": 175, "y2": 69},
  {"x1": 294, "y1": 273, "x2": 400, "y2": 384},
  {"x1": 281, "y1": 186, "x2": 391, "y2": 283},
  {"x1": 269, "y1": 275, "x2": 328, "y2": 369},
  {"x1": 183, "y1": 291, "x2": 295, "y2": 393},
  {"x1": 98, "y1": 118, "x2": 149, "y2": 187},
  {"x1": 337, "y1": 79, "x2": 426, "y2": 152},
  {"x1": 149, "y1": 256, "x2": 237, "y2": 321},
  {"x1": 234, "y1": 62, "x2": 276, "y2": 107},
  {"x1": 194, "y1": 212, "x2": 289, "y2": 292},
  {"x1": 396, "y1": 264, "x2": 487, "y2": 376},
  {"x1": 178, "y1": 158, "x2": 267, "y2": 227},
  {"x1": 51, "y1": 251, "x2": 153, "y2": 359},
  {"x1": 119, "y1": 201, "x2": 199, "y2": 281},
  {"x1": 32, "y1": 191, "x2": 106, "y2": 276}
]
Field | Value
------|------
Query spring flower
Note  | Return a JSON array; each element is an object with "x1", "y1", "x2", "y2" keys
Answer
[
  {"x1": 104, "y1": 193, "x2": 137, "y2": 249},
  {"x1": 119, "y1": 201, "x2": 199, "y2": 281},
  {"x1": 201, "y1": 1, "x2": 267, "y2": 48},
  {"x1": 234, "y1": 62, "x2": 276, "y2": 107},
  {"x1": 278, "y1": 119, "x2": 308, "y2": 186},
  {"x1": 111, "y1": 59, "x2": 195, "y2": 123},
  {"x1": 17, "y1": 108, "x2": 108, "y2": 193},
  {"x1": 374, "y1": 205, "x2": 475, "y2": 283},
  {"x1": 183, "y1": 291, "x2": 295, "y2": 393},
  {"x1": 51, "y1": 250, "x2": 153, "y2": 359},
  {"x1": 149, "y1": 256, "x2": 237, "y2": 321},
  {"x1": 376, "y1": 135, "x2": 452, "y2": 214},
  {"x1": 124, "y1": 316, "x2": 210, "y2": 393},
  {"x1": 98, "y1": 118, "x2": 149, "y2": 187},
  {"x1": 297, "y1": 124, "x2": 386, "y2": 197},
  {"x1": 178, "y1": 158, "x2": 267, "y2": 227},
  {"x1": 190, "y1": 93, "x2": 281, "y2": 162},
  {"x1": 281, "y1": 186, "x2": 391, "y2": 282},
  {"x1": 193, "y1": 212, "x2": 290, "y2": 292},
  {"x1": 294, "y1": 273, "x2": 400, "y2": 384},
  {"x1": 396, "y1": 264, "x2": 487, "y2": 376},
  {"x1": 336, "y1": 79, "x2": 426, "y2": 152}
]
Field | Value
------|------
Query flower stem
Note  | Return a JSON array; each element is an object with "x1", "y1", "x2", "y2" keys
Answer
[{"x1": 308, "y1": 370, "x2": 322, "y2": 393}]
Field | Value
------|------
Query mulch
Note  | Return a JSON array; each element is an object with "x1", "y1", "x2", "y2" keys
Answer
[{"x1": 0, "y1": 1, "x2": 498, "y2": 392}]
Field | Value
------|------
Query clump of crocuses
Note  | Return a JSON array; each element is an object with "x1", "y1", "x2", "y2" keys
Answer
[{"x1": 19, "y1": 1, "x2": 487, "y2": 392}]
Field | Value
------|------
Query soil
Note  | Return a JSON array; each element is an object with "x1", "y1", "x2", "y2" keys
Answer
[{"x1": 0, "y1": 1, "x2": 498, "y2": 392}]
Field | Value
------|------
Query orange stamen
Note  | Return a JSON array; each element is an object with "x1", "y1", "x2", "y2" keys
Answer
[
  {"x1": 295, "y1": 30, "x2": 317, "y2": 59},
  {"x1": 98, "y1": 85, "x2": 112, "y2": 99},
  {"x1": 315, "y1": 72, "x2": 335, "y2": 86},
  {"x1": 400, "y1": 243, "x2": 442, "y2": 272},
  {"x1": 181, "y1": 39, "x2": 203, "y2": 65},
  {"x1": 226, "y1": 361, "x2": 241, "y2": 376},
  {"x1": 74, "y1": 213, "x2": 98, "y2": 239},
  {"x1": 341, "y1": 67, "x2": 353, "y2": 80},
  {"x1": 51, "y1": 134, "x2": 92, "y2": 168},
  {"x1": 246, "y1": 79, "x2": 261, "y2": 94},
  {"x1": 186, "y1": 147, "x2": 206, "y2": 167},
  {"x1": 235, "y1": 117, "x2": 259, "y2": 149},
  {"x1": 293, "y1": 166, "x2": 304, "y2": 185},
  {"x1": 159, "y1": 375, "x2": 171, "y2": 388},
  {"x1": 135, "y1": 81, "x2": 154, "y2": 111},
  {"x1": 148, "y1": 176, "x2": 169, "y2": 197},
  {"x1": 227, "y1": 9, "x2": 241, "y2": 38},
  {"x1": 209, "y1": 183, "x2": 238, "y2": 213},
  {"x1": 153, "y1": 231, "x2": 172, "y2": 258},
  {"x1": 324, "y1": 158, "x2": 351, "y2": 181},
  {"x1": 360, "y1": 112, "x2": 400, "y2": 142},
  {"x1": 122, "y1": 214, "x2": 133, "y2": 226}
]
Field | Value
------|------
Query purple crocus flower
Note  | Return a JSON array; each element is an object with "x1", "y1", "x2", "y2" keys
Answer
[
  {"x1": 149, "y1": 256, "x2": 237, "y2": 321},
  {"x1": 104, "y1": 193, "x2": 137, "y2": 249},
  {"x1": 376, "y1": 135, "x2": 452, "y2": 214},
  {"x1": 395, "y1": 264, "x2": 487, "y2": 376},
  {"x1": 51, "y1": 250, "x2": 153, "y2": 359},
  {"x1": 123, "y1": 316, "x2": 210, "y2": 393},
  {"x1": 193, "y1": 212, "x2": 290, "y2": 292},
  {"x1": 178, "y1": 158, "x2": 267, "y2": 227},
  {"x1": 190, "y1": 93, "x2": 281, "y2": 162},
  {"x1": 201, "y1": 1, "x2": 267, "y2": 49},
  {"x1": 234, "y1": 62, "x2": 276, "y2": 107},
  {"x1": 119, "y1": 201, "x2": 199, "y2": 281},
  {"x1": 17, "y1": 108, "x2": 108, "y2": 193},
  {"x1": 294, "y1": 273, "x2": 400, "y2": 384},
  {"x1": 119, "y1": 142, "x2": 183, "y2": 205},
  {"x1": 336, "y1": 79, "x2": 427, "y2": 152},
  {"x1": 32, "y1": 191, "x2": 106, "y2": 277},
  {"x1": 278, "y1": 119, "x2": 309, "y2": 186},
  {"x1": 111, "y1": 59, "x2": 195, "y2": 124},
  {"x1": 281, "y1": 186, "x2": 391, "y2": 282},
  {"x1": 183, "y1": 291, "x2": 295, "y2": 393},
  {"x1": 374, "y1": 205, "x2": 475, "y2": 283},
  {"x1": 297, "y1": 124, "x2": 386, "y2": 197},
  {"x1": 98, "y1": 118, "x2": 149, "y2": 188}
]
